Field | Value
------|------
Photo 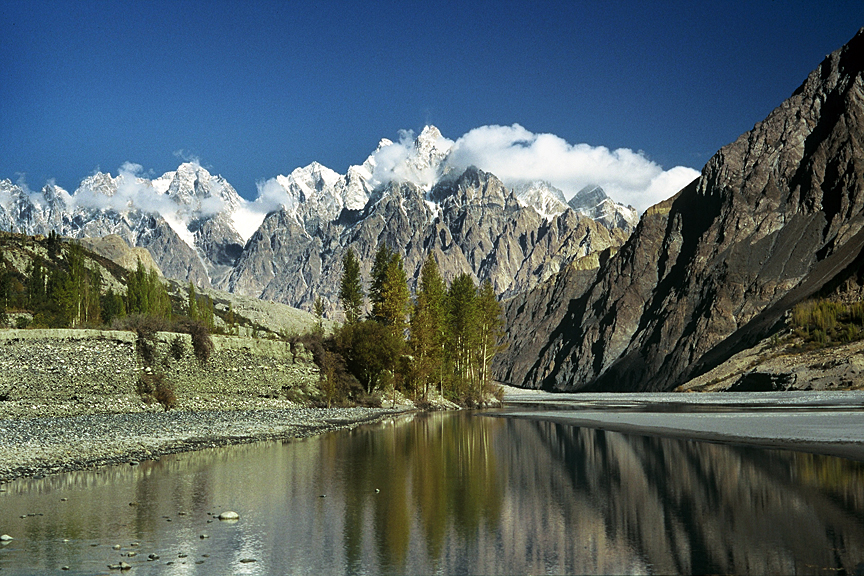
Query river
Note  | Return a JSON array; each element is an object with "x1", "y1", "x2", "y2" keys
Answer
[{"x1": 1, "y1": 409, "x2": 864, "y2": 574}]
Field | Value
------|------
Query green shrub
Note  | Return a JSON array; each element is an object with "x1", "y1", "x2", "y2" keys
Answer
[{"x1": 169, "y1": 336, "x2": 185, "y2": 360}]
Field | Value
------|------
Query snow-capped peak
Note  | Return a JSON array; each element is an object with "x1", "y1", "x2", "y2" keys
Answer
[
  {"x1": 568, "y1": 185, "x2": 639, "y2": 231},
  {"x1": 514, "y1": 181, "x2": 569, "y2": 219},
  {"x1": 369, "y1": 125, "x2": 454, "y2": 191}
]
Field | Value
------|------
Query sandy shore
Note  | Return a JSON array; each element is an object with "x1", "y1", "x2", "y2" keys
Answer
[
  {"x1": 0, "y1": 406, "x2": 411, "y2": 483},
  {"x1": 498, "y1": 386, "x2": 864, "y2": 460}
]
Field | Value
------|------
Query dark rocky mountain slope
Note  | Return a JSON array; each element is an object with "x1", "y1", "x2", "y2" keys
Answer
[{"x1": 496, "y1": 28, "x2": 864, "y2": 392}]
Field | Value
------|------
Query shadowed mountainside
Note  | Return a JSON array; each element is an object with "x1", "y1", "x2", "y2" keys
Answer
[{"x1": 496, "y1": 28, "x2": 864, "y2": 391}]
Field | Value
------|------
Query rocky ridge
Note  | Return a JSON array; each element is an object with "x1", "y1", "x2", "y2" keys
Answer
[{"x1": 497, "y1": 28, "x2": 864, "y2": 392}]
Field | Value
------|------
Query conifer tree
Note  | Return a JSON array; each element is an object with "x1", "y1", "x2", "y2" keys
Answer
[
  {"x1": 339, "y1": 248, "x2": 364, "y2": 324},
  {"x1": 369, "y1": 244, "x2": 393, "y2": 322}
]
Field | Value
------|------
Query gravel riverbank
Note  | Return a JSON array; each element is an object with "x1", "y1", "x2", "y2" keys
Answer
[{"x1": 0, "y1": 406, "x2": 411, "y2": 483}]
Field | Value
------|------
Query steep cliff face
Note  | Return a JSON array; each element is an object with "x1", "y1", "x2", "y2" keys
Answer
[{"x1": 503, "y1": 28, "x2": 864, "y2": 391}]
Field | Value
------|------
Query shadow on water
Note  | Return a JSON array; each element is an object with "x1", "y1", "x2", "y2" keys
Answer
[{"x1": 1, "y1": 411, "x2": 864, "y2": 574}]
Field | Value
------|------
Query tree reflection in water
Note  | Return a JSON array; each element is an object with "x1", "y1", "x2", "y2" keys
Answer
[
  {"x1": 320, "y1": 412, "x2": 864, "y2": 574},
  {"x1": 2, "y1": 411, "x2": 864, "y2": 575}
]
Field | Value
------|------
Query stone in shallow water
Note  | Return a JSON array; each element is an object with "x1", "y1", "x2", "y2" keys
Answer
[
  {"x1": 0, "y1": 534, "x2": 13, "y2": 541},
  {"x1": 218, "y1": 511, "x2": 239, "y2": 521}
]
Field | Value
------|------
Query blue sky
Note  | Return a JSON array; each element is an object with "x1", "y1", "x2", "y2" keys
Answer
[{"x1": 1, "y1": 0, "x2": 861, "y2": 202}]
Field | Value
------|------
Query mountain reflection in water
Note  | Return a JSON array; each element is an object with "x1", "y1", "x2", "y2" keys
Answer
[{"x1": 1, "y1": 411, "x2": 863, "y2": 575}]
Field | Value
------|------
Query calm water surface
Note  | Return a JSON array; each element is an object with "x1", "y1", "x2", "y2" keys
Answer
[{"x1": 1, "y1": 410, "x2": 864, "y2": 575}]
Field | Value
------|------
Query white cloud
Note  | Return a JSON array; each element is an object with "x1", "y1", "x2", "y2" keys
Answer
[
  {"x1": 370, "y1": 129, "x2": 454, "y2": 190},
  {"x1": 445, "y1": 124, "x2": 699, "y2": 212},
  {"x1": 229, "y1": 177, "x2": 292, "y2": 241}
]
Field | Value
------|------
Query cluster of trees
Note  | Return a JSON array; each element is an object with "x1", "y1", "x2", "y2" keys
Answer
[
  {"x1": 186, "y1": 282, "x2": 216, "y2": 331},
  {"x1": 791, "y1": 298, "x2": 864, "y2": 345},
  {"x1": 0, "y1": 241, "x2": 171, "y2": 329},
  {"x1": 335, "y1": 245, "x2": 504, "y2": 405}
]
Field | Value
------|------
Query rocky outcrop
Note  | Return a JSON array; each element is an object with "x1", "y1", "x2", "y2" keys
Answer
[
  {"x1": 678, "y1": 336, "x2": 864, "y2": 392},
  {"x1": 78, "y1": 234, "x2": 162, "y2": 275},
  {"x1": 502, "y1": 28, "x2": 864, "y2": 392}
]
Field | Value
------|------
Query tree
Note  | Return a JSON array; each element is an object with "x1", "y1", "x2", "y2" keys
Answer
[
  {"x1": 446, "y1": 273, "x2": 479, "y2": 397},
  {"x1": 369, "y1": 244, "x2": 393, "y2": 322},
  {"x1": 59, "y1": 242, "x2": 101, "y2": 326},
  {"x1": 226, "y1": 303, "x2": 236, "y2": 335},
  {"x1": 370, "y1": 244, "x2": 409, "y2": 332},
  {"x1": 339, "y1": 249, "x2": 364, "y2": 324},
  {"x1": 127, "y1": 259, "x2": 171, "y2": 319},
  {"x1": 102, "y1": 288, "x2": 126, "y2": 325},
  {"x1": 187, "y1": 282, "x2": 198, "y2": 320},
  {"x1": 0, "y1": 270, "x2": 11, "y2": 312},
  {"x1": 25, "y1": 258, "x2": 47, "y2": 310},
  {"x1": 379, "y1": 254, "x2": 410, "y2": 332},
  {"x1": 338, "y1": 319, "x2": 401, "y2": 395},
  {"x1": 314, "y1": 296, "x2": 325, "y2": 335},
  {"x1": 409, "y1": 254, "x2": 448, "y2": 397},
  {"x1": 476, "y1": 279, "x2": 505, "y2": 396}
]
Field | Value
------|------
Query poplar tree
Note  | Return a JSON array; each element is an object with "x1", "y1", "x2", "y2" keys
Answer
[
  {"x1": 476, "y1": 279, "x2": 504, "y2": 395},
  {"x1": 101, "y1": 288, "x2": 126, "y2": 325},
  {"x1": 339, "y1": 248, "x2": 364, "y2": 324},
  {"x1": 409, "y1": 254, "x2": 447, "y2": 397},
  {"x1": 314, "y1": 296, "x2": 325, "y2": 335},
  {"x1": 25, "y1": 258, "x2": 47, "y2": 310},
  {"x1": 447, "y1": 273, "x2": 479, "y2": 395},
  {"x1": 187, "y1": 282, "x2": 198, "y2": 320},
  {"x1": 127, "y1": 259, "x2": 170, "y2": 319}
]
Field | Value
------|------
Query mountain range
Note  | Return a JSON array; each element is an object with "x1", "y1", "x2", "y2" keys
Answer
[{"x1": 0, "y1": 127, "x2": 637, "y2": 315}]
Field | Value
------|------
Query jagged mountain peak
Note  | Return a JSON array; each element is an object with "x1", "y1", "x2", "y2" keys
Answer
[
  {"x1": 77, "y1": 172, "x2": 121, "y2": 197},
  {"x1": 568, "y1": 185, "x2": 608, "y2": 209},
  {"x1": 514, "y1": 181, "x2": 569, "y2": 219},
  {"x1": 566, "y1": 184, "x2": 638, "y2": 232},
  {"x1": 429, "y1": 166, "x2": 515, "y2": 210}
]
